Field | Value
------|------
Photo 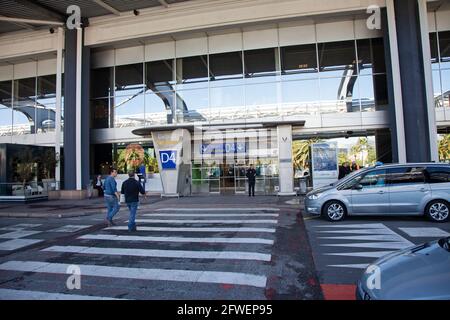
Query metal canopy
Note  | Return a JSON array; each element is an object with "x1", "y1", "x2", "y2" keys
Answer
[{"x1": 0, "y1": 0, "x2": 191, "y2": 33}]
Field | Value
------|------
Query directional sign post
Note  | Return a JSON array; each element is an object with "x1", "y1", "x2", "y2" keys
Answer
[{"x1": 159, "y1": 150, "x2": 177, "y2": 170}]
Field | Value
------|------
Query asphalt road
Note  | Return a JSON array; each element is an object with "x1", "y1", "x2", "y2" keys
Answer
[{"x1": 0, "y1": 196, "x2": 322, "y2": 300}]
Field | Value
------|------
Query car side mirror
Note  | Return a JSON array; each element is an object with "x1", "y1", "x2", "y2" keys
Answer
[{"x1": 352, "y1": 184, "x2": 363, "y2": 190}]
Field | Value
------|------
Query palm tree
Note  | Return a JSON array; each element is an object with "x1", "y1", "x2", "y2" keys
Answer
[
  {"x1": 292, "y1": 138, "x2": 323, "y2": 170},
  {"x1": 438, "y1": 134, "x2": 450, "y2": 161}
]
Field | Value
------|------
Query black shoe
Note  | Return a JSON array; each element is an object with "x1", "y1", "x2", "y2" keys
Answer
[
  {"x1": 128, "y1": 227, "x2": 137, "y2": 232},
  {"x1": 106, "y1": 219, "x2": 115, "y2": 227}
]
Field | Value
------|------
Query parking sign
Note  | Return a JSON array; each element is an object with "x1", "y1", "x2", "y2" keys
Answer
[{"x1": 159, "y1": 150, "x2": 177, "y2": 170}]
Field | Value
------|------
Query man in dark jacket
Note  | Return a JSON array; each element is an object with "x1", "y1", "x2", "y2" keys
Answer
[
  {"x1": 121, "y1": 171, "x2": 146, "y2": 232},
  {"x1": 246, "y1": 164, "x2": 257, "y2": 197}
]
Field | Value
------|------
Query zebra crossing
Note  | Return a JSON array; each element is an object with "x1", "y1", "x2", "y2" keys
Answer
[{"x1": 0, "y1": 207, "x2": 279, "y2": 300}]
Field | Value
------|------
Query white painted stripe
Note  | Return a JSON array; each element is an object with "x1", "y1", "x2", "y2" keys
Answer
[
  {"x1": 79, "y1": 234, "x2": 274, "y2": 245},
  {"x1": 323, "y1": 242, "x2": 413, "y2": 250},
  {"x1": 105, "y1": 226, "x2": 276, "y2": 233},
  {"x1": 156, "y1": 208, "x2": 280, "y2": 212},
  {"x1": 0, "y1": 230, "x2": 42, "y2": 239},
  {"x1": 0, "y1": 261, "x2": 267, "y2": 288},
  {"x1": 327, "y1": 264, "x2": 369, "y2": 269},
  {"x1": 0, "y1": 224, "x2": 42, "y2": 231},
  {"x1": 324, "y1": 251, "x2": 394, "y2": 258},
  {"x1": 143, "y1": 213, "x2": 279, "y2": 217},
  {"x1": 315, "y1": 223, "x2": 386, "y2": 229},
  {"x1": 0, "y1": 239, "x2": 43, "y2": 251},
  {"x1": 133, "y1": 219, "x2": 278, "y2": 224},
  {"x1": 317, "y1": 229, "x2": 394, "y2": 235},
  {"x1": 399, "y1": 227, "x2": 450, "y2": 238},
  {"x1": 0, "y1": 288, "x2": 125, "y2": 300},
  {"x1": 49, "y1": 225, "x2": 93, "y2": 233},
  {"x1": 43, "y1": 246, "x2": 272, "y2": 262},
  {"x1": 319, "y1": 235, "x2": 403, "y2": 241}
]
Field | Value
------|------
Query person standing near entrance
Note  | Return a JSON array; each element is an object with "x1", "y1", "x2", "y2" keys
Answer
[
  {"x1": 104, "y1": 168, "x2": 120, "y2": 226},
  {"x1": 121, "y1": 170, "x2": 146, "y2": 232},
  {"x1": 246, "y1": 164, "x2": 257, "y2": 197}
]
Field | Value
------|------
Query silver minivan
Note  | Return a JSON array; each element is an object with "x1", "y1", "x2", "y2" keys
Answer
[{"x1": 304, "y1": 163, "x2": 450, "y2": 222}]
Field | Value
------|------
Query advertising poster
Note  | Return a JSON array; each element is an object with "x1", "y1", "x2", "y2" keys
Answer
[{"x1": 311, "y1": 142, "x2": 339, "y2": 188}]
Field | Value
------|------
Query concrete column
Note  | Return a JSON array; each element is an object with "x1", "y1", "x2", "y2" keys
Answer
[
  {"x1": 392, "y1": 0, "x2": 433, "y2": 162},
  {"x1": 61, "y1": 27, "x2": 90, "y2": 199},
  {"x1": 277, "y1": 125, "x2": 295, "y2": 196}
]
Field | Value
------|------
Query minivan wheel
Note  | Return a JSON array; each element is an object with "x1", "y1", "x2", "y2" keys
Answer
[
  {"x1": 426, "y1": 200, "x2": 450, "y2": 223},
  {"x1": 323, "y1": 201, "x2": 346, "y2": 222}
]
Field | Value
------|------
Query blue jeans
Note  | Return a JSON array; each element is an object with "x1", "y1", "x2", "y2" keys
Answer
[
  {"x1": 105, "y1": 195, "x2": 120, "y2": 221},
  {"x1": 127, "y1": 202, "x2": 139, "y2": 230}
]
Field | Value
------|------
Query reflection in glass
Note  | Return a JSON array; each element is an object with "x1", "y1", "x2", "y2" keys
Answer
[
  {"x1": 114, "y1": 94, "x2": 144, "y2": 128},
  {"x1": 176, "y1": 55, "x2": 208, "y2": 89},
  {"x1": 433, "y1": 70, "x2": 443, "y2": 108},
  {"x1": 442, "y1": 69, "x2": 450, "y2": 109},
  {"x1": 209, "y1": 85, "x2": 245, "y2": 120},
  {"x1": 245, "y1": 82, "x2": 278, "y2": 119},
  {"x1": 13, "y1": 77, "x2": 36, "y2": 134},
  {"x1": 0, "y1": 108, "x2": 12, "y2": 136},
  {"x1": 357, "y1": 38, "x2": 386, "y2": 75},
  {"x1": 145, "y1": 92, "x2": 173, "y2": 125},
  {"x1": 430, "y1": 32, "x2": 439, "y2": 69},
  {"x1": 320, "y1": 76, "x2": 359, "y2": 113},
  {"x1": 146, "y1": 59, "x2": 175, "y2": 94},
  {"x1": 36, "y1": 75, "x2": 57, "y2": 132},
  {"x1": 0, "y1": 81, "x2": 12, "y2": 108},
  {"x1": 177, "y1": 88, "x2": 209, "y2": 122},
  {"x1": 115, "y1": 63, "x2": 144, "y2": 96},
  {"x1": 209, "y1": 51, "x2": 243, "y2": 81},
  {"x1": 91, "y1": 67, "x2": 114, "y2": 98},
  {"x1": 318, "y1": 41, "x2": 356, "y2": 77},
  {"x1": 281, "y1": 78, "x2": 319, "y2": 115}
]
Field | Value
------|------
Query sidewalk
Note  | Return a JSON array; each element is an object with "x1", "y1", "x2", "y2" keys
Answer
[{"x1": 0, "y1": 195, "x2": 164, "y2": 218}]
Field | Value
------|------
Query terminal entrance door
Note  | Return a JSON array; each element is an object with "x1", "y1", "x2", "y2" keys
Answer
[{"x1": 220, "y1": 164, "x2": 235, "y2": 194}]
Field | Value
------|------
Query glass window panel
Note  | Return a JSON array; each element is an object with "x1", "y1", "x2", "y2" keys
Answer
[
  {"x1": 37, "y1": 75, "x2": 56, "y2": 110},
  {"x1": 245, "y1": 48, "x2": 277, "y2": 77},
  {"x1": 176, "y1": 88, "x2": 209, "y2": 123},
  {"x1": 91, "y1": 98, "x2": 111, "y2": 129},
  {"x1": 13, "y1": 77, "x2": 36, "y2": 134},
  {"x1": 210, "y1": 51, "x2": 243, "y2": 80},
  {"x1": 145, "y1": 59, "x2": 175, "y2": 94},
  {"x1": 115, "y1": 63, "x2": 144, "y2": 96},
  {"x1": 176, "y1": 55, "x2": 208, "y2": 90},
  {"x1": 432, "y1": 70, "x2": 443, "y2": 108},
  {"x1": 145, "y1": 92, "x2": 174, "y2": 125},
  {"x1": 245, "y1": 82, "x2": 278, "y2": 119},
  {"x1": 430, "y1": 32, "x2": 439, "y2": 69},
  {"x1": 318, "y1": 40, "x2": 356, "y2": 77},
  {"x1": 281, "y1": 78, "x2": 320, "y2": 115},
  {"x1": 0, "y1": 81, "x2": 12, "y2": 109},
  {"x1": 281, "y1": 44, "x2": 318, "y2": 76},
  {"x1": 442, "y1": 69, "x2": 450, "y2": 109},
  {"x1": 0, "y1": 108, "x2": 12, "y2": 136},
  {"x1": 357, "y1": 38, "x2": 386, "y2": 75},
  {"x1": 320, "y1": 76, "x2": 359, "y2": 113},
  {"x1": 439, "y1": 30, "x2": 450, "y2": 69},
  {"x1": 91, "y1": 67, "x2": 114, "y2": 98},
  {"x1": 114, "y1": 94, "x2": 145, "y2": 128},
  {"x1": 210, "y1": 85, "x2": 244, "y2": 110}
]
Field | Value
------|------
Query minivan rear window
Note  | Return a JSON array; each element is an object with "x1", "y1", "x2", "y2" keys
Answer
[
  {"x1": 425, "y1": 166, "x2": 450, "y2": 183},
  {"x1": 386, "y1": 167, "x2": 426, "y2": 185}
]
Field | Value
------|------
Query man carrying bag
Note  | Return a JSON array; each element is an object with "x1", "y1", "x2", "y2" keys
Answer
[{"x1": 121, "y1": 170, "x2": 146, "y2": 232}]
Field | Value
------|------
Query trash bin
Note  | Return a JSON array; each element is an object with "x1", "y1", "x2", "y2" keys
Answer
[{"x1": 298, "y1": 177, "x2": 307, "y2": 194}]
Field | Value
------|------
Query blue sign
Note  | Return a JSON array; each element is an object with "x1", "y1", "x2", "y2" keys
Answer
[
  {"x1": 159, "y1": 150, "x2": 177, "y2": 170},
  {"x1": 201, "y1": 142, "x2": 246, "y2": 154}
]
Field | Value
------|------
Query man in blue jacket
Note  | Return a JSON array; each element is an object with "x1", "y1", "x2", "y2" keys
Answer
[
  {"x1": 121, "y1": 170, "x2": 146, "y2": 232},
  {"x1": 104, "y1": 168, "x2": 120, "y2": 226}
]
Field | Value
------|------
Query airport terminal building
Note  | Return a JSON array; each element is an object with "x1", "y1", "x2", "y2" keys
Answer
[{"x1": 0, "y1": 0, "x2": 449, "y2": 198}]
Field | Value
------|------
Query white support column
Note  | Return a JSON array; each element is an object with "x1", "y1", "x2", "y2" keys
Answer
[
  {"x1": 277, "y1": 125, "x2": 296, "y2": 196},
  {"x1": 386, "y1": 0, "x2": 407, "y2": 163},
  {"x1": 417, "y1": 0, "x2": 439, "y2": 162},
  {"x1": 55, "y1": 27, "x2": 63, "y2": 190},
  {"x1": 75, "y1": 27, "x2": 82, "y2": 190}
]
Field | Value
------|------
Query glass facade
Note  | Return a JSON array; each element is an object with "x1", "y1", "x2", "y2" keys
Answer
[
  {"x1": 0, "y1": 74, "x2": 59, "y2": 136},
  {"x1": 89, "y1": 37, "x2": 388, "y2": 128},
  {"x1": 430, "y1": 30, "x2": 450, "y2": 110}
]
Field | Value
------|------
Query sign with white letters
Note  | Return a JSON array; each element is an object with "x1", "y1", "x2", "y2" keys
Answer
[{"x1": 159, "y1": 150, "x2": 177, "y2": 170}]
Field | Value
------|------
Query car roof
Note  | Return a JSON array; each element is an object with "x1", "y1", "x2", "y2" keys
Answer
[{"x1": 374, "y1": 163, "x2": 450, "y2": 169}]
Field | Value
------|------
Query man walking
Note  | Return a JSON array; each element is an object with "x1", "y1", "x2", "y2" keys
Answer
[
  {"x1": 104, "y1": 168, "x2": 120, "y2": 226},
  {"x1": 121, "y1": 170, "x2": 146, "y2": 232},
  {"x1": 246, "y1": 164, "x2": 257, "y2": 197}
]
